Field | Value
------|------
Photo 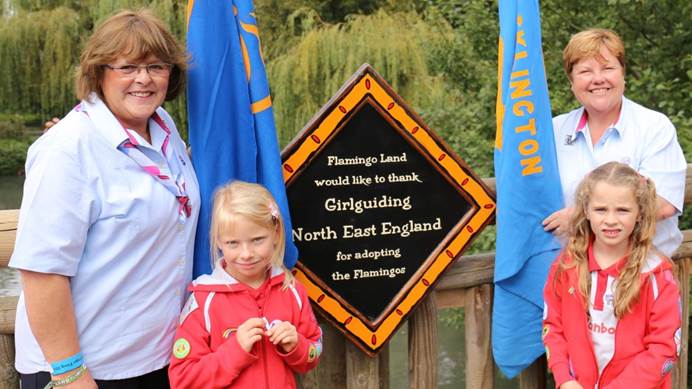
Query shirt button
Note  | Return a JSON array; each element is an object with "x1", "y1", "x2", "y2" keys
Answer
[{"x1": 175, "y1": 290, "x2": 181, "y2": 296}]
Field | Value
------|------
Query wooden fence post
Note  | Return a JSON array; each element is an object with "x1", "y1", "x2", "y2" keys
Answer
[
  {"x1": 672, "y1": 257, "x2": 689, "y2": 389},
  {"x1": 0, "y1": 334, "x2": 17, "y2": 389},
  {"x1": 298, "y1": 318, "x2": 346, "y2": 388},
  {"x1": 408, "y1": 294, "x2": 438, "y2": 389},
  {"x1": 519, "y1": 355, "x2": 546, "y2": 389},
  {"x1": 346, "y1": 341, "x2": 380, "y2": 389},
  {"x1": 464, "y1": 284, "x2": 493, "y2": 389},
  {"x1": 0, "y1": 295, "x2": 17, "y2": 389}
]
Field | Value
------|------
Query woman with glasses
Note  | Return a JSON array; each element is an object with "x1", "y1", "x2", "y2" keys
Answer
[{"x1": 10, "y1": 9, "x2": 199, "y2": 388}]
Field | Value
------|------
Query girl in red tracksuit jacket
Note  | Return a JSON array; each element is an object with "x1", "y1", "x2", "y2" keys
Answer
[
  {"x1": 169, "y1": 181, "x2": 322, "y2": 388},
  {"x1": 543, "y1": 162, "x2": 681, "y2": 389}
]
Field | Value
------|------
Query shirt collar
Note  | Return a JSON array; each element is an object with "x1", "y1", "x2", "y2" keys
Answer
[
  {"x1": 79, "y1": 93, "x2": 167, "y2": 151},
  {"x1": 569, "y1": 96, "x2": 627, "y2": 142},
  {"x1": 587, "y1": 238, "x2": 628, "y2": 276}
]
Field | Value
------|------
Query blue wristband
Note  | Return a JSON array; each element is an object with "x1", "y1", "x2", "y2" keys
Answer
[{"x1": 50, "y1": 352, "x2": 84, "y2": 375}]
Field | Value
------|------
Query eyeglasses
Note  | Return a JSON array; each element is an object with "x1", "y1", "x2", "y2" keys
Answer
[{"x1": 104, "y1": 63, "x2": 172, "y2": 77}]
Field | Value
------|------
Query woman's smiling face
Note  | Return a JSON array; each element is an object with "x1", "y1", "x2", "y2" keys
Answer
[
  {"x1": 101, "y1": 54, "x2": 169, "y2": 133},
  {"x1": 569, "y1": 46, "x2": 625, "y2": 118}
]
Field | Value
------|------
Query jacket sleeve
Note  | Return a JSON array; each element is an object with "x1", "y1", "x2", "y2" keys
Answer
[
  {"x1": 276, "y1": 282, "x2": 322, "y2": 374},
  {"x1": 543, "y1": 260, "x2": 576, "y2": 388},
  {"x1": 602, "y1": 269, "x2": 681, "y2": 389},
  {"x1": 168, "y1": 291, "x2": 258, "y2": 389}
]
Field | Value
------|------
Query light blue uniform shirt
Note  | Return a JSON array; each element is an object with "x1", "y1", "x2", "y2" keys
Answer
[
  {"x1": 10, "y1": 95, "x2": 200, "y2": 379},
  {"x1": 553, "y1": 96, "x2": 686, "y2": 256}
]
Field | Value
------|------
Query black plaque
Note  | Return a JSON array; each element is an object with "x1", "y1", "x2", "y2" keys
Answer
[{"x1": 282, "y1": 64, "x2": 495, "y2": 355}]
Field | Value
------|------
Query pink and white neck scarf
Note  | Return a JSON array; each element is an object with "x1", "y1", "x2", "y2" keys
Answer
[{"x1": 117, "y1": 113, "x2": 191, "y2": 224}]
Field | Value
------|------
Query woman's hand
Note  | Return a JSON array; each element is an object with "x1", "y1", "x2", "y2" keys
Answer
[
  {"x1": 266, "y1": 321, "x2": 298, "y2": 353},
  {"x1": 542, "y1": 207, "x2": 574, "y2": 238},
  {"x1": 559, "y1": 380, "x2": 583, "y2": 389},
  {"x1": 236, "y1": 318, "x2": 266, "y2": 353}
]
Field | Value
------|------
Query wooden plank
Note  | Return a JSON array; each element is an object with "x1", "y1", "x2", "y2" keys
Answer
[
  {"x1": 0, "y1": 210, "x2": 19, "y2": 268},
  {"x1": 519, "y1": 355, "x2": 546, "y2": 389},
  {"x1": 378, "y1": 343, "x2": 390, "y2": 389},
  {"x1": 672, "y1": 257, "x2": 689, "y2": 389},
  {"x1": 435, "y1": 253, "x2": 495, "y2": 291},
  {"x1": 408, "y1": 295, "x2": 437, "y2": 389},
  {"x1": 0, "y1": 296, "x2": 17, "y2": 335},
  {"x1": 298, "y1": 317, "x2": 346, "y2": 388},
  {"x1": 686, "y1": 163, "x2": 692, "y2": 207},
  {"x1": 464, "y1": 284, "x2": 493, "y2": 389},
  {"x1": 346, "y1": 342, "x2": 380, "y2": 389},
  {"x1": 0, "y1": 334, "x2": 18, "y2": 389},
  {"x1": 434, "y1": 288, "x2": 467, "y2": 309}
]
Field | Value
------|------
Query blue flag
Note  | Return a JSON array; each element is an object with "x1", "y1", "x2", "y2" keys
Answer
[
  {"x1": 493, "y1": 0, "x2": 564, "y2": 377},
  {"x1": 187, "y1": 0, "x2": 298, "y2": 277}
]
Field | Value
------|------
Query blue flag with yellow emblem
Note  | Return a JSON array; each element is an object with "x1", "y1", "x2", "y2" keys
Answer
[
  {"x1": 493, "y1": 0, "x2": 564, "y2": 377},
  {"x1": 187, "y1": 0, "x2": 298, "y2": 277}
]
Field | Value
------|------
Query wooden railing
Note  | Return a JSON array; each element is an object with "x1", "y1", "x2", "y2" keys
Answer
[{"x1": 1, "y1": 165, "x2": 690, "y2": 389}]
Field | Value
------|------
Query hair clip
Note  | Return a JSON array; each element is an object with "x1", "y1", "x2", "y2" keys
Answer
[
  {"x1": 638, "y1": 174, "x2": 648, "y2": 185},
  {"x1": 268, "y1": 202, "x2": 280, "y2": 219}
]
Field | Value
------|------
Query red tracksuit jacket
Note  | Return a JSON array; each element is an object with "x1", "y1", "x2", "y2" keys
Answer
[
  {"x1": 169, "y1": 266, "x2": 322, "y2": 388},
  {"x1": 543, "y1": 246, "x2": 681, "y2": 389}
]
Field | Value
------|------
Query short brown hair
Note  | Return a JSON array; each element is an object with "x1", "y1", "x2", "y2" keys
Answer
[
  {"x1": 75, "y1": 9, "x2": 188, "y2": 102},
  {"x1": 562, "y1": 28, "x2": 625, "y2": 79}
]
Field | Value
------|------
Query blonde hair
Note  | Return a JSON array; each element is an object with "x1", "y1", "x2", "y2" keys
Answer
[
  {"x1": 75, "y1": 9, "x2": 188, "y2": 102},
  {"x1": 561, "y1": 162, "x2": 657, "y2": 317},
  {"x1": 209, "y1": 181, "x2": 293, "y2": 287},
  {"x1": 563, "y1": 28, "x2": 625, "y2": 79}
]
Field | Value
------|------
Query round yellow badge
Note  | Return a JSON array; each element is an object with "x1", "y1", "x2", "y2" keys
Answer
[
  {"x1": 307, "y1": 344, "x2": 317, "y2": 363},
  {"x1": 173, "y1": 338, "x2": 191, "y2": 359}
]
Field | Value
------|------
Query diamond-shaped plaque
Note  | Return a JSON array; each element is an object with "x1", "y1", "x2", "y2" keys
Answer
[{"x1": 282, "y1": 64, "x2": 495, "y2": 355}]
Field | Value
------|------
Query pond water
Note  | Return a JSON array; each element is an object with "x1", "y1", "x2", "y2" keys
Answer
[
  {"x1": 0, "y1": 175, "x2": 519, "y2": 387},
  {"x1": 0, "y1": 175, "x2": 23, "y2": 210},
  {"x1": 1, "y1": 176, "x2": 22, "y2": 296}
]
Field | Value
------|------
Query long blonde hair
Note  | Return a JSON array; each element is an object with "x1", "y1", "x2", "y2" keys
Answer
[
  {"x1": 561, "y1": 162, "x2": 657, "y2": 317},
  {"x1": 209, "y1": 181, "x2": 293, "y2": 287}
]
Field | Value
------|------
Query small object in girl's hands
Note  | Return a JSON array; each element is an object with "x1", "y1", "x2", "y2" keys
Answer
[{"x1": 262, "y1": 317, "x2": 281, "y2": 330}]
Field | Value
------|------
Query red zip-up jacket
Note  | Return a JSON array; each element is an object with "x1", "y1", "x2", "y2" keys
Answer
[
  {"x1": 169, "y1": 266, "x2": 322, "y2": 388},
  {"x1": 543, "y1": 248, "x2": 681, "y2": 389}
]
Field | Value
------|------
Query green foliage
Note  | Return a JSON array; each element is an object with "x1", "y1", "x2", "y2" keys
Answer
[
  {"x1": 0, "y1": 0, "x2": 188, "y2": 129},
  {"x1": 0, "y1": 0, "x2": 688, "y2": 188},
  {"x1": 0, "y1": 139, "x2": 30, "y2": 175},
  {"x1": 0, "y1": 7, "x2": 82, "y2": 117},
  {"x1": 0, "y1": 115, "x2": 27, "y2": 139}
]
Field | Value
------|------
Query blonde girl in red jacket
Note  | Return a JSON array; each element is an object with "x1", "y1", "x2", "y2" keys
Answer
[
  {"x1": 543, "y1": 162, "x2": 681, "y2": 389},
  {"x1": 169, "y1": 181, "x2": 322, "y2": 388}
]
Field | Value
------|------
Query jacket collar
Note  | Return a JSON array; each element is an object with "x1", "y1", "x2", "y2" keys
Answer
[{"x1": 190, "y1": 260, "x2": 285, "y2": 292}]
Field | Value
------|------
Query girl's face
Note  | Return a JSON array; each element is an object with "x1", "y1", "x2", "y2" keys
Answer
[
  {"x1": 217, "y1": 215, "x2": 277, "y2": 288},
  {"x1": 586, "y1": 181, "x2": 639, "y2": 255}
]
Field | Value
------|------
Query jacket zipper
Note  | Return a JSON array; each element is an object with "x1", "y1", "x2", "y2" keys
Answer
[
  {"x1": 594, "y1": 296, "x2": 620, "y2": 388},
  {"x1": 258, "y1": 301, "x2": 270, "y2": 389}
]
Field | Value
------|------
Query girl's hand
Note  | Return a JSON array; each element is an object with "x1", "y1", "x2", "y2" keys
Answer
[
  {"x1": 559, "y1": 380, "x2": 583, "y2": 389},
  {"x1": 236, "y1": 318, "x2": 266, "y2": 353},
  {"x1": 542, "y1": 207, "x2": 574, "y2": 238},
  {"x1": 266, "y1": 321, "x2": 298, "y2": 353}
]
